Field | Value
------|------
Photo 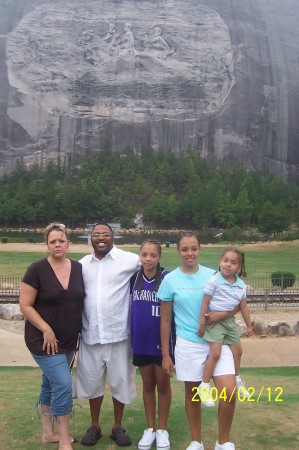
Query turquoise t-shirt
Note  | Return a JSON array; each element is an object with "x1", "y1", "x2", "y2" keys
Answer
[{"x1": 157, "y1": 265, "x2": 214, "y2": 343}]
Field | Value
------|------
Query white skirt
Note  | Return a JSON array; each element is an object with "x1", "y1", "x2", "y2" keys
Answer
[{"x1": 175, "y1": 335, "x2": 235, "y2": 382}]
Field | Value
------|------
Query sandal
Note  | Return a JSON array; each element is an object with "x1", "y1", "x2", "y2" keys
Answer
[
  {"x1": 110, "y1": 426, "x2": 132, "y2": 446},
  {"x1": 81, "y1": 426, "x2": 103, "y2": 446}
]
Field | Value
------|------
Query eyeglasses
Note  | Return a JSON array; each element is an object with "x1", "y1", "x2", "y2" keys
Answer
[{"x1": 92, "y1": 232, "x2": 113, "y2": 238}]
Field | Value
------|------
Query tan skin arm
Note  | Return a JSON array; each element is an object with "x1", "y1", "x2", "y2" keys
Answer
[
  {"x1": 197, "y1": 294, "x2": 211, "y2": 336},
  {"x1": 19, "y1": 282, "x2": 58, "y2": 355},
  {"x1": 160, "y1": 300, "x2": 174, "y2": 377},
  {"x1": 205, "y1": 304, "x2": 240, "y2": 326},
  {"x1": 240, "y1": 300, "x2": 254, "y2": 336}
]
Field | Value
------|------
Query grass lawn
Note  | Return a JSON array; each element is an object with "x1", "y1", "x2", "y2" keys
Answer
[
  {"x1": 0, "y1": 367, "x2": 298, "y2": 450},
  {"x1": 0, "y1": 242, "x2": 298, "y2": 279},
  {"x1": 196, "y1": 244, "x2": 299, "y2": 278}
]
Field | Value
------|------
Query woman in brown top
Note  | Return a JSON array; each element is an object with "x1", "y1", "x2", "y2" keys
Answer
[{"x1": 19, "y1": 223, "x2": 84, "y2": 450}]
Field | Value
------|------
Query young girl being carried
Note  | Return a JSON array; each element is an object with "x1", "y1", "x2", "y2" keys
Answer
[
  {"x1": 130, "y1": 240, "x2": 174, "y2": 450},
  {"x1": 197, "y1": 248, "x2": 253, "y2": 407}
]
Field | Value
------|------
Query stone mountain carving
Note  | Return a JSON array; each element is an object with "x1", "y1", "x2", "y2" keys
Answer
[
  {"x1": 6, "y1": 3, "x2": 232, "y2": 118},
  {"x1": 1, "y1": 0, "x2": 299, "y2": 183},
  {"x1": 79, "y1": 23, "x2": 175, "y2": 66}
]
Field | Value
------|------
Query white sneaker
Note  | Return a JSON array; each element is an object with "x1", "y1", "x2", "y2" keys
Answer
[
  {"x1": 236, "y1": 375, "x2": 250, "y2": 399},
  {"x1": 156, "y1": 429, "x2": 170, "y2": 450},
  {"x1": 198, "y1": 382, "x2": 215, "y2": 407},
  {"x1": 214, "y1": 441, "x2": 235, "y2": 450},
  {"x1": 186, "y1": 441, "x2": 204, "y2": 450},
  {"x1": 138, "y1": 428, "x2": 156, "y2": 450}
]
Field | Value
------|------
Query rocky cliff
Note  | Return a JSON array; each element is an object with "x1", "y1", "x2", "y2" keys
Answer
[{"x1": 1, "y1": 0, "x2": 298, "y2": 183}]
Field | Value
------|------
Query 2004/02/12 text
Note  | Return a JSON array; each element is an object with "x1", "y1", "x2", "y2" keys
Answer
[{"x1": 192, "y1": 386, "x2": 283, "y2": 403}]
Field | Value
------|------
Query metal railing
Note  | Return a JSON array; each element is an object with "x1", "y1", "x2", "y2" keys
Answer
[
  {"x1": 0, "y1": 275, "x2": 22, "y2": 303},
  {"x1": 0, "y1": 275, "x2": 298, "y2": 310},
  {"x1": 246, "y1": 276, "x2": 299, "y2": 310}
]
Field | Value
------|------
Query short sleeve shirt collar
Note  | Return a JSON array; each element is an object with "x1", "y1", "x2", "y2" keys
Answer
[{"x1": 216, "y1": 271, "x2": 243, "y2": 287}]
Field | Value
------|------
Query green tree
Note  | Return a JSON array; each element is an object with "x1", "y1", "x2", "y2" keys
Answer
[
  {"x1": 144, "y1": 193, "x2": 179, "y2": 227},
  {"x1": 258, "y1": 201, "x2": 291, "y2": 235},
  {"x1": 216, "y1": 192, "x2": 236, "y2": 228},
  {"x1": 240, "y1": 173, "x2": 260, "y2": 225},
  {"x1": 165, "y1": 194, "x2": 180, "y2": 225},
  {"x1": 233, "y1": 186, "x2": 253, "y2": 228},
  {"x1": 0, "y1": 150, "x2": 297, "y2": 229},
  {"x1": 192, "y1": 181, "x2": 221, "y2": 228}
]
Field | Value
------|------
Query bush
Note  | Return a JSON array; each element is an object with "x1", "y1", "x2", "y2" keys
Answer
[
  {"x1": 280, "y1": 231, "x2": 299, "y2": 241},
  {"x1": 271, "y1": 271, "x2": 296, "y2": 289},
  {"x1": 0, "y1": 236, "x2": 27, "y2": 244}
]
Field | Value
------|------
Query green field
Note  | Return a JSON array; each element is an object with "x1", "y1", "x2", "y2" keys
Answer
[
  {"x1": 0, "y1": 242, "x2": 298, "y2": 279},
  {"x1": 0, "y1": 367, "x2": 298, "y2": 450}
]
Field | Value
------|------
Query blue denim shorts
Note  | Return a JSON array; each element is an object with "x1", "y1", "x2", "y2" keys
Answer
[{"x1": 32, "y1": 352, "x2": 74, "y2": 416}]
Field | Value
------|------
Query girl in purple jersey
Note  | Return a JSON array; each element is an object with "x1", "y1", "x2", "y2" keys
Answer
[{"x1": 130, "y1": 240, "x2": 173, "y2": 450}]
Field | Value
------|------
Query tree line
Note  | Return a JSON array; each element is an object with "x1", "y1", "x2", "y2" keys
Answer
[{"x1": 0, "y1": 148, "x2": 298, "y2": 235}]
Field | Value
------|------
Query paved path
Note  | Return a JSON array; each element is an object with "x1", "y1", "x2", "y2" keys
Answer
[
  {"x1": 240, "y1": 335, "x2": 299, "y2": 367},
  {"x1": 0, "y1": 328, "x2": 37, "y2": 366},
  {"x1": 0, "y1": 327, "x2": 298, "y2": 367}
]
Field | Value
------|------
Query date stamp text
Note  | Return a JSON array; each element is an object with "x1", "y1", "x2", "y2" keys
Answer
[{"x1": 192, "y1": 386, "x2": 283, "y2": 403}]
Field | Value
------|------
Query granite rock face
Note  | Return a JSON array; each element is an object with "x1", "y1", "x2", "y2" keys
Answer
[{"x1": 1, "y1": 0, "x2": 299, "y2": 183}]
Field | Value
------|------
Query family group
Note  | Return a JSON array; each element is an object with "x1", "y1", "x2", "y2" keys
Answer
[{"x1": 19, "y1": 222, "x2": 253, "y2": 450}]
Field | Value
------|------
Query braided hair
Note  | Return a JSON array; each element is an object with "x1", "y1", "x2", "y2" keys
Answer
[
  {"x1": 135, "y1": 239, "x2": 163, "y2": 292},
  {"x1": 176, "y1": 231, "x2": 201, "y2": 247}
]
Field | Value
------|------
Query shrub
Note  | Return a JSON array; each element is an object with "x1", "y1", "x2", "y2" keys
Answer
[
  {"x1": 0, "y1": 236, "x2": 27, "y2": 244},
  {"x1": 280, "y1": 231, "x2": 299, "y2": 241},
  {"x1": 271, "y1": 271, "x2": 296, "y2": 289}
]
